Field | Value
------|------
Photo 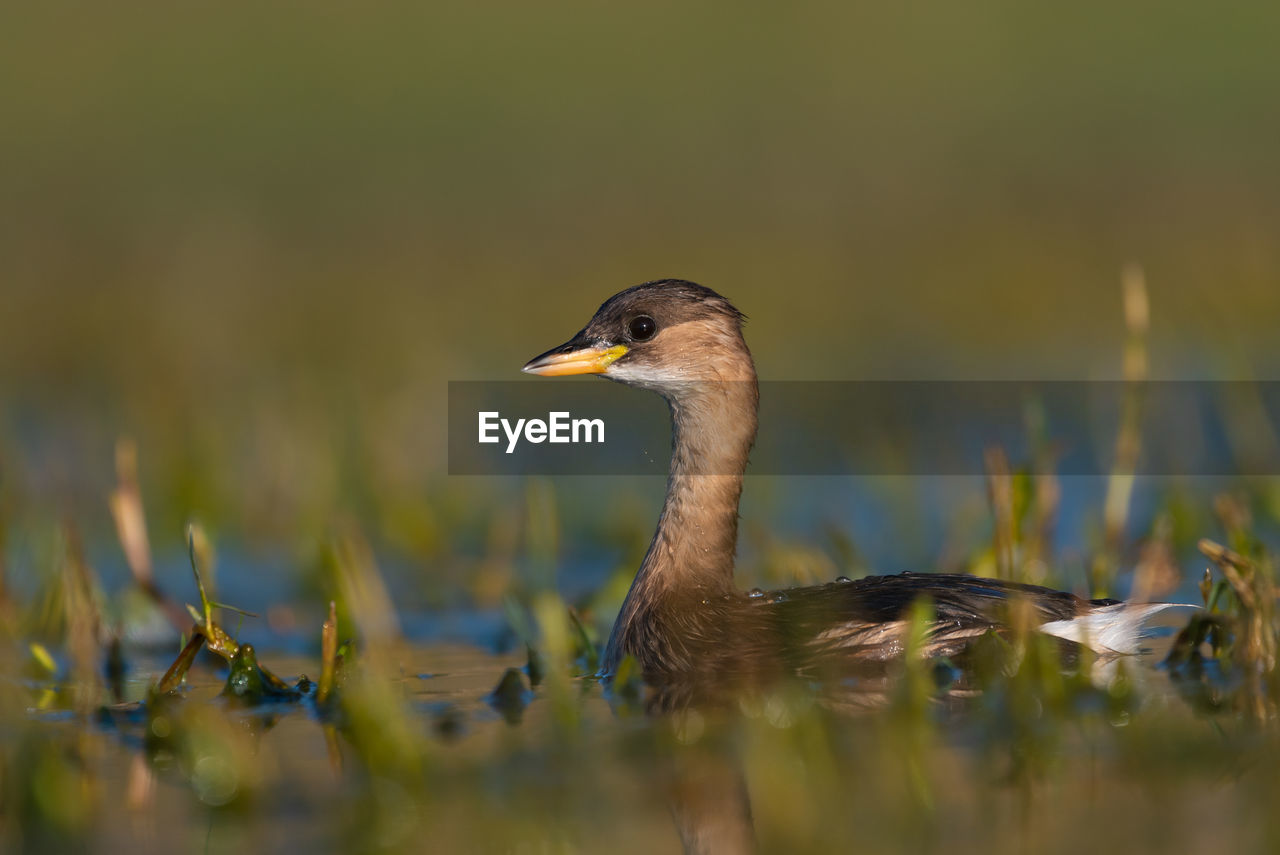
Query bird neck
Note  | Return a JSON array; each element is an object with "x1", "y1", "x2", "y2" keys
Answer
[
  {"x1": 656, "y1": 387, "x2": 759, "y2": 589},
  {"x1": 603, "y1": 376, "x2": 759, "y2": 674}
]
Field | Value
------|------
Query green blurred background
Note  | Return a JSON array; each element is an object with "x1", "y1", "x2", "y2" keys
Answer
[
  {"x1": 2, "y1": 1, "x2": 1278, "y2": 555},
  {"x1": 5, "y1": 10, "x2": 1280, "y2": 852}
]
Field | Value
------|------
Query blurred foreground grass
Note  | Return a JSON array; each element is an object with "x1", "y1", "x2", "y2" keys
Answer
[{"x1": 2, "y1": 489, "x2": 1280, "y2": 854}]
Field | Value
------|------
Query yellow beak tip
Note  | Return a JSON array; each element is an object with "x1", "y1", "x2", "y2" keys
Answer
[{"x1": 523, "y1": 344, "x2": 628, "y2": 376}]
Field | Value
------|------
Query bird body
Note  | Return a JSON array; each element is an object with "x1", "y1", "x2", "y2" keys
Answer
[{"x1": 523, "y1": 280, "x2": 1181, "y2": 685}]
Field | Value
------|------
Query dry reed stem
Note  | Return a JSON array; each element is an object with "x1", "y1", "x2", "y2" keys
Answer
[
  {"x1": 984, "y1": 446, "x2": 1014, "y2": 581},
  {"x1": 1094, "y1": 265, "x2": 1150, "y2": 596},
  {"x1": 318, "y1": 600, "x2": 338, "y2": 705},
  {"x1": 109, "y1": 439, "x2": 188, "y2": 632},
  {"x1": 155, "y1": 631, "x2": 205, "y2": 694},
  {"x1": 61, "y1": 525, "x2": 106, "y2": 713}
]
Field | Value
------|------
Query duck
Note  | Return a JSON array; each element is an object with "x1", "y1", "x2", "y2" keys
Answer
[{"x1": 522, "y1": 279, "x2": 1181, "y2": 686}]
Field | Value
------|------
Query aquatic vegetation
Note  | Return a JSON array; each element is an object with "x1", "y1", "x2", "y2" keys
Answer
[
  {"x1": 1164, "y1": 539, "x2": 1278, "y2": 719},
  {"x1": 0, "y1": 445, "x2": 1278, "y2": 854}
]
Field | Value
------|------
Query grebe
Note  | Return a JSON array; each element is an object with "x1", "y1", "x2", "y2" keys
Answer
[{"x1": 523, "y1": 280, "x2": 1179, "y2": 684}]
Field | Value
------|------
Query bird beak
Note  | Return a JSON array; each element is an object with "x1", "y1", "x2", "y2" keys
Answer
[{"x1": 522, "y1": 342, "x2": 628, "y2": 376}]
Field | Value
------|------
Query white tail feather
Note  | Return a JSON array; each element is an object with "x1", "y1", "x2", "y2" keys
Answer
[{"x1": 1039, "y1": 603, "x2": 1197, "y2": 655}]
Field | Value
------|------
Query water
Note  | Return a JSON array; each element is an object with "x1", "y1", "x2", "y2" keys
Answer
[{"x1": 16, "y1": 624, "x2": 1271, "y2": 855}]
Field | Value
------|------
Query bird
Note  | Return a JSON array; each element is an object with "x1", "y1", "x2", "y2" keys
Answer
[{"x1": 522, "y1": 279, "x2": 1183, "y2": 690}]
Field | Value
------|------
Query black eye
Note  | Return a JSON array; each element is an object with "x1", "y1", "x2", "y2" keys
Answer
[{"x1": 627, "y1": 315, "x2": 657, "y2": 341}]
